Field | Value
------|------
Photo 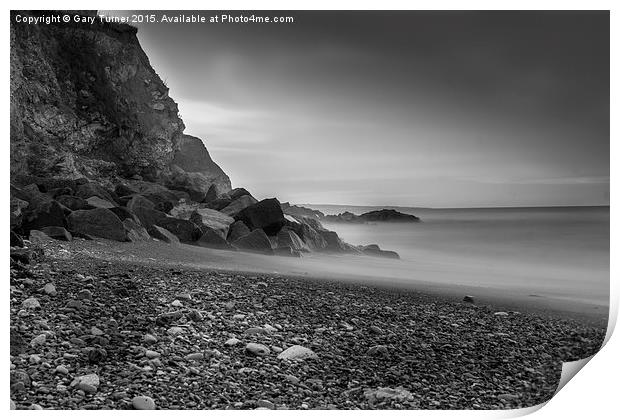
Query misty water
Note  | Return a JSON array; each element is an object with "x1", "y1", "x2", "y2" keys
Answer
[{"x1": 310, "y1": 205, "x2": 609, "y2": 310}]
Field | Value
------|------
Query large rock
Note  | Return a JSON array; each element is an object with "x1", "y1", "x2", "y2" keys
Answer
[
  {"x1": 190, "y1": 208, "x2": 234, "y2": 239},
  {"x1": 196, "y1": 228, "x2": 234, "y2": 250},
  {"x1": 56, "y1": 195, "x2": 91, "y2": 211},
  {"x1": 220, "y1": 195, "x2": 258, "y2": 217},
  {"x1": 21, "y1": 199, "x2": 66, "y2": 234},
  {"x1": 227, "y1": 221, "x2": 251, "y2": 242},
  {"x1": 277, "y1": 345, "x2": 318, "y2": 360},
  {"x1": 318, "y1": 230, "x2": 349, "y2": 252},
  {"x1": 156, "y1": 217, "x2": 202, "y2": 242},
  {"x1": 127, "y1": 195, "x2": 166, "y2": 227},
  {"x1": 297, "y1": 222, "x2": 328, "y2": 251},
  {"x1": 40, "y1": 226, "x2": 73, "y2": 241},
  {"x1": 75, "y1": 183, "x2": 117, "y2": 205},
  {"x1": 277, "y1": 228, "x2": 310, "y2": 252},
  {"x1": 168, "y1": 134, "x2": 232, "y2": 197},
  {"x1": 229, "y1": 187, "x2": 252, "y2": 201},
  {"x1": 67, "y1": 208, "x2": 127, "y2": 241},
  {"x1": 232, "y1": 229, "x2": 273, "y2": 254},
  {"x1": 206, "y1": 197, "x2": 233, "y2": 211},
  {"x1": 148, "y1": 225, "x2": 179, "y2": 244},
  {"x1": 359, "y1": 209, "x2": 420, "y2": 222},
  {"x1": 86, "y1": 196, "x2": 116, "y2": 209},
  {"x1": 108, "y1": 207, "x2": 139, "y2": 223},
  {"x1": 234, "y1": 198, "x2": 286, "y2": 236}
]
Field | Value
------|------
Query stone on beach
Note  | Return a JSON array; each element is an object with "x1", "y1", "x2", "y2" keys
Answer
[
  {"x1": 277, "y1": 345, "x2": 318, "y2": 360},
  {"x1": 132, "y1": 395, "x2": 156, "y2": 410},
  {"x1": 246, "y1": 343, "x2": 271, "y2": 356},
  {"x1": 232, "y1": 229, "x2": 273, "y2": 254},
  {"x1": 67, "y1": 208, "x2": 127, "y2": 241}
]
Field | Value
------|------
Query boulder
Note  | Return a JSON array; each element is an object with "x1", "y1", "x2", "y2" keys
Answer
[
  {"x1": 86, "y1": 196, "x2": 116, "y2": 208},
  {"x1": 234, "y1": 198, "x2": 286, "y2": 235},
  {"x1": 40, "y1": 226, "x2": 73, "y2": 241},
  {"x1": 156, "y1": 217, "x2": 202, "y2": 242},
  {"x1": 67, "y1": 208, "x2": 127, "y2": 241},
  {"x1": 123, "y1": 219, "x2": 151, "y2": 242},
  {"x1": 359, "y1": 209, "x2": 420, "y2": 223},
  {"x1": 75, "y1": 183, "x2": 117, "y2": 205},
  {"x1": 232, "y1": 229, "x2": 273, "y2": 254},
  {"x1": 189, "y1": 208, "x2": 234, "y2": 239},
  {"x1": 142, "y1": 192, "x2": 177, "y2": 213},
  {"x1": 277, "y1": 228, "x2": 310, "y2": 252},
  {"x1": 318, "y1": 230, "x2": 348, "y2": 252},
  {"x1": 46, "y1": 186, "x2": 73, "y2": 198},
  {"x1": 227, "y1": 221, "x2": 251, "y2": 242},
  {"x1": 127, "y1": 195, "x2": 166, "y2": 228},
  {"x1": 276, "y1": 345, "x2": 318, "y2": 360},
  {"x1": 21, "y1": 199, "x2": 66, "y2": 234},
  {"x1": 108, "y1": 207, "x2": 139, "y2": 223},
  {"x1": 206, "y1": 197, "x2": 232, "y2": 211},
  {"x1": 203, "y1": 184, "x2": 218, "y2": 203},
  {"x1": 56, "y1": 195, "x2": 91, "y2": 211},
  {"x1": 220, "y1": 195, "x2": 258, "y2": 217},
  {"x1": 148, "y1": 225, "x2": 180, "y2": 244},
  {"x1": 196, "y1": 228, "x2": 234, "y2": 250},
  {"x1": 297, "y1": 223, "x2": 328, "y2": 251},
  {"x1": 229, "y1": 187, "x2": 252, "y2": 201},
  {"x1": 114, "y1": 184, "x2": 138, "y2": 197}
]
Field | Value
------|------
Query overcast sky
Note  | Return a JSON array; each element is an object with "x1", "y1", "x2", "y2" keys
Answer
[{"x1": 107, "y1": 11, "x2": 609, "y2": 207}]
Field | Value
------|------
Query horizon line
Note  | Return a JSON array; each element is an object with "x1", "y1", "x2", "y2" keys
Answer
[{"x1": 294, "y1": 203, "x2": 610, "y2": 210}]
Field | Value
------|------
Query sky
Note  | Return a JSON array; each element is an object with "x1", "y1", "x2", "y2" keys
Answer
[{"x1": 105, "y1": 11, "x2": 609, "y2": 208}]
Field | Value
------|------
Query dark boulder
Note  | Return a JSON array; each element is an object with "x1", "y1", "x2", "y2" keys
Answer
[
  {"x1": 108, "y1": 207, "x2": 139, "y2": 223},
  {"x1": 318, "y1": 230, "x2": 348, "y2": 253},
  {"x1": 234, "y1": 198, "x2": 286, "y2": 236},
  {"x1": 40, "y1": 226, "x2": 73, "y2": 241},
  {"x1": 21, "y1": 200, "x2": 66, "y2": 234},
  {"x1": 75, "y1": 183, "x2": 117, "y2": 205},
  {"x1": 202, "y1": 184, "x2": 218, "y2": 204},
  {"x1": 127, "y1": 195, "x2": 167, "y2": 228},
  {"x1": 220, "y1": 195, "x2": 257, "y2": 216},
  {"x1": 46, "y1": 187, "x2": 73, "y2": 199},
  {"x1": 86, "y1": 196, "x2": 116, "y2": 209},
  {"x1": 196, "y1": 228, "x2": 234, "y2": 250},
  {"x1": 206, "y1": 197, "x2": 232, "y2": 211},
  {"x1": 142, "y1": 192, "x2": 177, "y2": 213},
  {"x1": 114, "y1": 184, "x2": 138, "y2": 198},
  {"x1": 229, "y1": 187, "x2": 252, "y2": 201},
  {"x1": 148, "y1": 225, "x2": 179, "y2": 244},
  {"x1": 231, "y1": 229, "x2": 273, "y2": 255},
  {"x1": 156, "y1": 218, "x2": 202, "y2": 242},
  {"x1": 227, "y1": 221, "x2": 251, "y2": 242},
  {"x1": 56, "y1": 195, "x2": 91, "y2": 211},
  {"x1": 190, "y1": 208, "x2": 234, "y2": 239},
  {"x1": 67, "y1": 208, "x2": 127, "y2": 241}
]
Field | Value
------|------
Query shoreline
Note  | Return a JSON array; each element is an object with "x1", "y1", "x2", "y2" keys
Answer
[
  {"x1": 10, "y1": 238, "x2": 607, "y2": 409},
  {"x1": 58, "y1": 239, "x2": 609, "y2": 325}
]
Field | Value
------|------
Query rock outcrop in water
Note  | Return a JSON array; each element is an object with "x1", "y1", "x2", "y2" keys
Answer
[{"x1": 324, "y1": 209, "x2": 420, "y2": 223}]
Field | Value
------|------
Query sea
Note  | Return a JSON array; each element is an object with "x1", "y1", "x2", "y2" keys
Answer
[{"x1": 304, "y1": 205, "x2": 610, "y2": 310}]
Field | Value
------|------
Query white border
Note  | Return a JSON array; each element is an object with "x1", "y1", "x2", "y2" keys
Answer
[{"x1": 3, "y1": 1, "x2": 616, "y2": 419}]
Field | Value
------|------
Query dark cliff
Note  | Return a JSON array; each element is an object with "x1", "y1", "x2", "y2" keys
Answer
[{"x1": 10, "y1": 10, "x2": 230, "y2": 195}]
